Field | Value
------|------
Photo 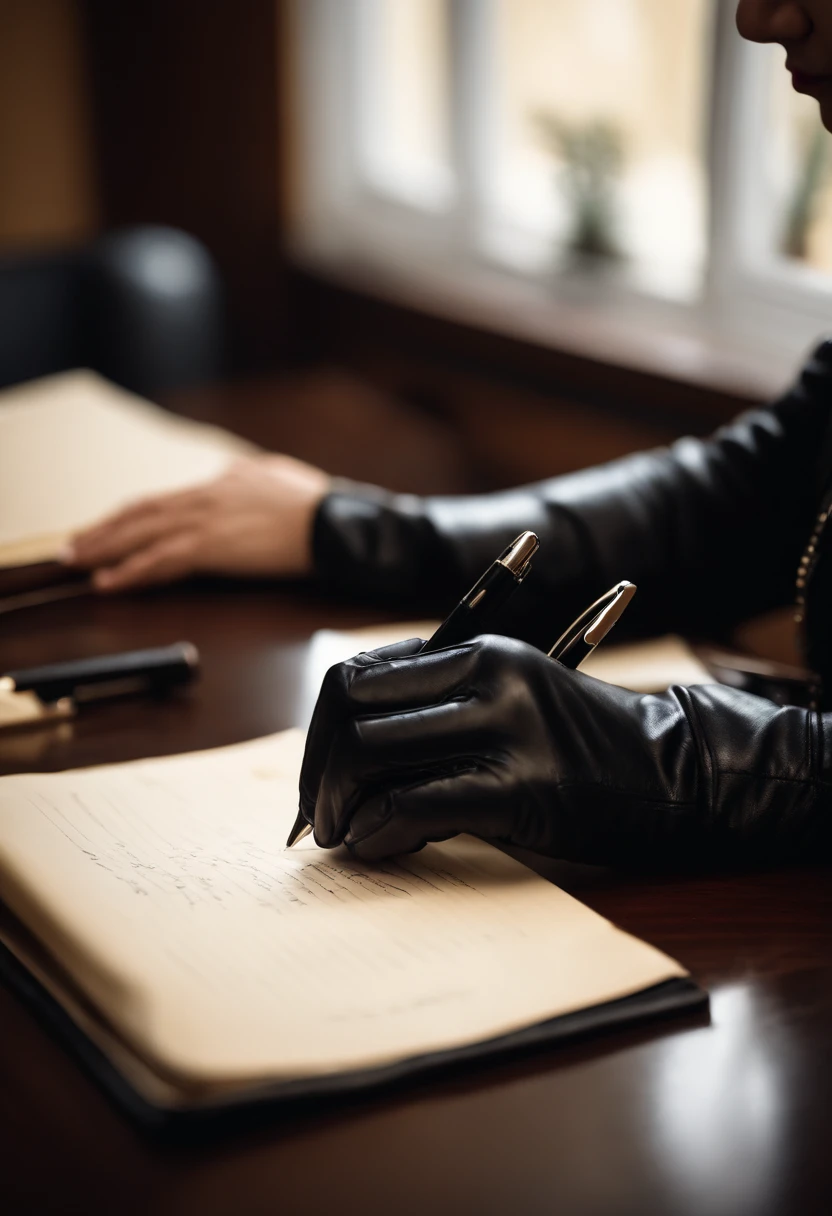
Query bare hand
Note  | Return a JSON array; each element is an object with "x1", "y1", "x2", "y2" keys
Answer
[{"x1": 65, "y1": 455, "x2": 331, "y2": 591}]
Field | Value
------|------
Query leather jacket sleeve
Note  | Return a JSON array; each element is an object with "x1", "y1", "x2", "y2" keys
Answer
[{"x1": 313, "y1": 340, "x2": 832, "y2": 649}]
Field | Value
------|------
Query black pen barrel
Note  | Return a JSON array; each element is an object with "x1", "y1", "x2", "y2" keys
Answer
[
  {"x1": 421, "y1": 562, "x2": 521, "y2": 653},
  {"x1": 6, "y1": 642, "x2": 199, "y2": 702},
  {"x1": 554, "y1": 637, "x2": 594, "y2": 671}
]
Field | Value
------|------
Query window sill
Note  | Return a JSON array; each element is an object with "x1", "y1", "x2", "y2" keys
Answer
[{"x1": 289, "y1": 230, "x2": 822, "y2": 407}]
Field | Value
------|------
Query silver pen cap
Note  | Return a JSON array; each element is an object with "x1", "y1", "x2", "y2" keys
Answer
[{"x1": 498, "y1": 531, "x2": 540, "y2": 580}]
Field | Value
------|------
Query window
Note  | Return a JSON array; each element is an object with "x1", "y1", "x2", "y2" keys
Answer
[
  {"x1": 357, "y1": 0, "x2": 453, "y2": 208},
  {"x1": 292, "y1": 0, "x2": 832, "y2": 374},
  {"x1": 489, "y1": 0, "x2": 710, "y2": 297},
  {"x1": 767, "y1": 45, "x2": 832, "y2": 277}
]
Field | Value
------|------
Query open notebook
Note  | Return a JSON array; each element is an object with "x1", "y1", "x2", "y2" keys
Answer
[
  {"x1": 0, "y1": 370, "x2": 255, "y2": 569},
  {"x1": 0, "y1": 729, "x2": 705, "y2": 1131}
]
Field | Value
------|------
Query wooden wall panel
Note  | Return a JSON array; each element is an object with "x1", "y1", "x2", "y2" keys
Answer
[
  {"x1": 0, "y1": 0, "x2": 99, "y2": 251},
  {"x1": 81, "y1": 0, "x2": 288, "y2": 372}
]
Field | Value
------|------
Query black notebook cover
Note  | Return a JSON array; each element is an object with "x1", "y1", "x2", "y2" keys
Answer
[{"x1": 0, "y1": 937, "x2": 708, "y2": 1139}]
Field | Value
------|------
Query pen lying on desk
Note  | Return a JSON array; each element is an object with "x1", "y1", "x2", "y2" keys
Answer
[
  {"x1": 1, "y1": 642, "x2": 200, "y2": 702},
  {"x1": 0, "y1": 642, "x2": 200, "y2": 731}
]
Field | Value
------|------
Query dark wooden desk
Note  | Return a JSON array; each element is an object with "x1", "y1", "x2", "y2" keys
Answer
[{"x1": 1, "y1": 584, "x2": 830, "y2": 1216}]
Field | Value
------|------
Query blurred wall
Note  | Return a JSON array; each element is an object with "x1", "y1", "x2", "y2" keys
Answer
[
  {"x1": 81, "y1": 0, "x2": 288, "y2": 372},
  {"x1": 0, "y1": 0, "x2": 289, "y2": 372},
  {"x1": 0, "y1": 0, "x2": 99, "y2": 251}
]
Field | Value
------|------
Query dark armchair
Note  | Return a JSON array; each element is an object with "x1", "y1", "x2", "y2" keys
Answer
[{"x1": 0, "y1": 226, "x2": 225, "y2": 399}]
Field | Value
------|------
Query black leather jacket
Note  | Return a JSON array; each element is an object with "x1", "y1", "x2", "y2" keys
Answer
[{"x1": 311, "y1": 340, "x2": 832, "y2": 863}]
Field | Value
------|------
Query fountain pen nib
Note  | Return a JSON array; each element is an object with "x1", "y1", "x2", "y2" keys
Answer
[{"x1": 286, "y1": 811, "x2": 314, "y2": 848}]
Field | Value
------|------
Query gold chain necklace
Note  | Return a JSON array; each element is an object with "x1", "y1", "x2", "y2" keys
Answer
[{"x1": 795, "y1": 506, "x2": 828, "y2": 711}]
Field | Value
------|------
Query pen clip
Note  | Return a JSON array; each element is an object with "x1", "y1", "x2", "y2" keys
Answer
[
  {"x1": 547, "y1": 581, "x2": 627, "y2": 659},
  {"x1": 583, "y1": 582, "x2": 637, "y2": 646},
  {"x1": 547, "y1": 581, "x2": 635, "y2": 660}
]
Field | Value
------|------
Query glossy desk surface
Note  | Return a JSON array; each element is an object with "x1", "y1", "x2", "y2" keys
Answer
[{"x1": 1, "y1": 583, "x2": 830, "y2": 1216}]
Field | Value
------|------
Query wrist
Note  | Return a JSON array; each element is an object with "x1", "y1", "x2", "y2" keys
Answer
[
  {"x1": 292, "y1": 484, "x2": 330, "y2": 577},
  {"x1": 259, "y1": 454, "x2": 330, "y2": 577}
]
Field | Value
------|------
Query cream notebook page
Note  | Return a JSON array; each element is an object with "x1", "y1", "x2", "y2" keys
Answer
[
  {"x1": 0, "y1": 370, "x2": 256, "y2": 567},
  {"x1": 0, "y1": 730, "x2": 686, "y2": 1086}
]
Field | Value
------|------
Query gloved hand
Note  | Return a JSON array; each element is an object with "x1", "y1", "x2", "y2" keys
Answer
[{"x1": 299, "y1": 634, "x2": 830, "y2": 866}]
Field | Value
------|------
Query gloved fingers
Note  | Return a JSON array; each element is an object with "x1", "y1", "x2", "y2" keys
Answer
[
  {"x1": 301, "y1": 638, "x2": 484, "y2": 821},
  {"x1": 311, "y1": 697, "x2": 493, "y2": 846},
  {"x1": 300, "y1": 638, "x2": 425, "y2": 819},
  {"x1": 341, "y1": 767, "x2": 509, "y2": 861},
  {"x1": 350, "y1": 693, "x2": 496, "y2": 764},
  {"x1": 304, "y1": 636, "x2": 519, "y2": 790},
  {"x1": 355, "y1": 638, "x2": 427, "y2": 663},
  {"x1": 343, "y1": 642, "x2": 485, "y2": 711}
]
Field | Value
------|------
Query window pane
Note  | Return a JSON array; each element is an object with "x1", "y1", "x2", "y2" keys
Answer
[
  {"x1": 361, "y1": 0, "x2": 452, "y2": 207},
  {"x1": 765, "y1": 49, "x2": 832, "y2": 277},
  {"x1": 490, "y1": 0, "x2": 711, "y2": 297}
]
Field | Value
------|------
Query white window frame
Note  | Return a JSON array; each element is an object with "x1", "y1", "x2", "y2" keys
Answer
[{"x1": 290, "y1": 0, "x2": 832, "y2": 388}]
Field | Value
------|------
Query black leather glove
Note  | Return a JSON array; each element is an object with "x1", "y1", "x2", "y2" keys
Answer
[{"x1": 299, "y1": 635, "x2": 832, "y2": 866}]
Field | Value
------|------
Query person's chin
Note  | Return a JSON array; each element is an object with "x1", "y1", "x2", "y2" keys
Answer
[
  {"x1": 790, "y1": 72, "x2": 832, "y2": 131},
  {"x1": 821, "y1": 98, "x2": 832, "y2": 134}
]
